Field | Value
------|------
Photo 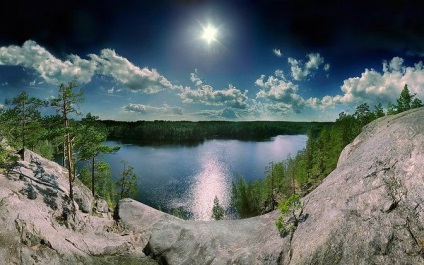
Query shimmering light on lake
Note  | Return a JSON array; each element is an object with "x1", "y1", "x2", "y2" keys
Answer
[
  {"x1": 103, "y1": 135, "x2": 307, "y2": 220},
  {"x1": 187, "y1": 143, "x2": 231, "y2": 220}
]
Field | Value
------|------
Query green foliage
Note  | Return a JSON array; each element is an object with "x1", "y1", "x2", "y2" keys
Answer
[
  {"x1": 101, "y1": 120, "x2": 327, "y2": 144},
  {"x1": 34, "y1": 139, "x2": 55, "y2": 160},
  {"x1": 75, "y1": 113, "x2": 120, "y2": 196},
  {"x1": 3, "y1": 92, "x2": 48, "y2": 150},
  {"x1": 50, "y1": 80, "x2": 84, "y2": 202},
  {"x1": 374, "y1": 103, "x2": 385, "y2": 118},
  {"x1": 275, "y1": 194, "x2": 302, "y2": 234},
  {"x1": 231, "y1": 176, "x2": 265, "y2": 218},
  {"x1": 211, "y1": 196, "x2": 225, "y2": 220},
  {"x1": 116, "y1": 160, "x2": 138, "y2": 200},
  {"x1": 80, "y1": 161, "x2": 116, "y2": 208},
  {"x1": 171, "y1": 207, "x2": 187, "y2": 219},
  {"x1": 388, "y1": 84, "x2": 423, "y2": 115}
]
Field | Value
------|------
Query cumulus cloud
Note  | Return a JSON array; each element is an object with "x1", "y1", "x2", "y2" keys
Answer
[
  {"x1": 255, "y1": 74, "x2": 305, "y2": 113},
  {"x1": 190, "y1": 69, "x2": 203, "y2": 86},
  {"x1": 179, "y1": 84, "x2": 248, "y2": 109},
  {"x1": 288, "y1": 53, "x2": 328, "y2": 80},
  {"x1": 273, "y1": 48, "x2": 282, "y2": 57},
  {"x1": 0, "y1": 40, "x2": 96, "y2": 84},
  {"x1": 0, "y1": 40, "x2": 174, "y2": 93},
  {"x1": 305, "y1": 57, "x2": 424, "y2": 110},
  {"x1": 334, "y1": 57, "x2": 424, "y2": 105},
  {"x1": 123, "y1": 103, "x2": 183, "y2": 115},
  {"x1": 89, "y1": 49, "x2": 173, "y2": 93}
]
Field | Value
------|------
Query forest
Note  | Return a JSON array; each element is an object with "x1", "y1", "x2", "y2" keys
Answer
[
  {"x1": 230, "y1": 84, "x2": 423, "y2": 226},
  {"x1": 101, "y1": 120, "x2": 328, "y2": 144},
  {"x1": 0, "y1": 81, "x2": 422, "y2": 222}
]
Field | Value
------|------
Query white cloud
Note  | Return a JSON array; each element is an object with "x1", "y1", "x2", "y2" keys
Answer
[
  {"x1": 255, "y1": 74, "x2": 305, "y2": 113},
  {"x1": 308, "y1": 57, "x2": 424, "y2": 109},
  {"x1": 0, "y1": 40, "x2": 174, "y2": 94},
  {"x1": 190, "y1": 69, "x2": 203, "y2": 86},
  {"x1": 123, "y1": 103, "x2": 183, "y2": 115},
  {"x1": 0, "y1": 40, "x2": 96, "y2": 84},
  {"x1": 273, "y1": 48, "x2": 282, "y2": 57},
  {"x1": 324, "y1": 63, "x2": 330, "y2": 72},
  {"x1": 179, "y1": 84, "x2": 248, "y2": 109},
  {"x1": 336, "y1": 57, "x2": 424, "y2": 105},
  {"x1": 288, "y1": 53, "x2": 328, "y2": 80},
  {"x1": 89, "y1": 49, "x2": 173, "y2": 93}
]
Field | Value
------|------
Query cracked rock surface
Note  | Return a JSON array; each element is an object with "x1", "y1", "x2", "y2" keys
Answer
[{"x1": 0, "y1": 149, "x2": 158, "y2": 265}]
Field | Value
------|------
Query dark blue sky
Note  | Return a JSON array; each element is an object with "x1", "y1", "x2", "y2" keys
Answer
[{"x1": 1, "y1": 0, "x2": 423, "y2": 121}]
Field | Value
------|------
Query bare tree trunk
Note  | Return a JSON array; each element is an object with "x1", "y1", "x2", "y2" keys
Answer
[{"x1": 91, "y1": 155, "x2": 95, "y2": 196}]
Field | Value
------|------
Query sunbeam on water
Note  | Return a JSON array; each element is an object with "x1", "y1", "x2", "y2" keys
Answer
[
  {"x1": 187, "y1": 145, "x2": 231, "y2": 220},
  {"x1": 103, "y1": 135, "x2": 308, "y2": 221}
]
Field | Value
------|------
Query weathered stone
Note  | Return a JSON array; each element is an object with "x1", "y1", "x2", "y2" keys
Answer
[
  {"x1": 0, "y1": 149, "x2": 158, "y2": 264},
  {"x1": 95, "y1": 198, "x2": 109, "y2": 214}
]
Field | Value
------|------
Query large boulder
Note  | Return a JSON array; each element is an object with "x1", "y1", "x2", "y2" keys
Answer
[{"x1": 119, "y1": 199, "x2": 287, "y2": 264}]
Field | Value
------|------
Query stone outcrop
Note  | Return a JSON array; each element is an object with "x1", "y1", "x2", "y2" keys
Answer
[
  {"x1": 1, "y1": 107, "x2": 423, "y2": 264},
  {"x1": 0, "y1": 149, "x2": 158, "y2": 264}
]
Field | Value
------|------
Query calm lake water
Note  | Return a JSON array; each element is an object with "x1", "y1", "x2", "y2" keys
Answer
[{"x1": 103, "y1": 135, "x2": 307, "y2": 220}]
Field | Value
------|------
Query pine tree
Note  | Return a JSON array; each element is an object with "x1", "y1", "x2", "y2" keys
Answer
[
  {"x1": 116, "y1": 160, "x2": 138, "y2": 200},
  {"x1": 396, "y1": 84, "x2": 413, "y2": 113},
  {"x1": 211, "y1": 196, "x2": 225, "y2": 220},
  {"x1": 75, "y1": 113, "x2": 120, "y2": 196},
  {"x1": 50, "y1": 81, "x2": 83, "y2": 202},
  {"x1": 4, "y1": 92, "x2": 47, "y2": 150},
  {"x1": 373, "y1": 103, "x2": 385, "y2": 118}
]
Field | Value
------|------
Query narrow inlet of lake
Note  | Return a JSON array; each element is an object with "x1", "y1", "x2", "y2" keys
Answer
[{"x1": 103, "y1": 135, "x2": 307, "y2": 220}]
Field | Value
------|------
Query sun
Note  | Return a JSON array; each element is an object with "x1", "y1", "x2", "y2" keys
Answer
[{"x1": 201, "y1": 24, "x2": 218, "y2": 44}]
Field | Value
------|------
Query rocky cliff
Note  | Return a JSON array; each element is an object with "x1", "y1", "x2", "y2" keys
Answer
[{"x1": 1, "y1": 108, "x2": 423, "y2": 264}]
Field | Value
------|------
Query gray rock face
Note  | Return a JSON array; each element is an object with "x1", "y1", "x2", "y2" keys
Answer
[
  {"x1": 119, "y1": 199, "x2": 288, "y2": 264},
  {"x1": 119, "y1": 108, "x2": 424, "y2": 265},
  {"x1": 0, "y1": 149, "x2": 158, "y2": 265},
  {"x1": 288, "y1": 107, "x2": 424, "y2": 265}
]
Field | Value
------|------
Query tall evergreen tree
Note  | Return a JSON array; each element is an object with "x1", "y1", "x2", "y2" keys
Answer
[
  {"x1": 76, "y1": 113, "x2": 120, "y2": 196},
  {"x1": 50, "y1": 81, "x2": 83, "y2": 202},
  {"x1": 396, "y1": 84, "x2": 413, "y2": 113},
  {"x1": 4, "y1": 92, "x2": 47, "y2": 150},
  {"x1": 373, "y1": 103, "x2": 385, "y2": 118}
]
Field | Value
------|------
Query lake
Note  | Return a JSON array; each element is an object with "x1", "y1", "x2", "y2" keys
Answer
[{"x1": 103, "y1": 135, "x2": 307, "y2": 220}]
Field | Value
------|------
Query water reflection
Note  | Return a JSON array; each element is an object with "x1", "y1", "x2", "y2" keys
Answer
[
  {"x1": 187, "y1": 144, "x2": 231, "y2": 220},
  {"x1": 103, "y1": 135, "x2": 308, "y2": 220}
]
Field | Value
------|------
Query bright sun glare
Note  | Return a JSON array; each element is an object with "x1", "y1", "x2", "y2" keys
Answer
[{"x1": 201, "y1": 24, "x2": 218, "y2": 44}]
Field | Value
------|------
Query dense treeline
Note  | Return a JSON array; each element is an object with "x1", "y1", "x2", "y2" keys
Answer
[
  {"x1": 101, "y1": 120, "x2": 329, "y2": 144},
  {"x1": 231, "y1": 84, "x2": 423, "y2": 219}
]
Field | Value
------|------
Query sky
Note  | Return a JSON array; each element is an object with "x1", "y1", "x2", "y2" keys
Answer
[{"x1": 0, "y1": 0, "x2": 424, "y2": 121}]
